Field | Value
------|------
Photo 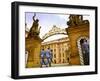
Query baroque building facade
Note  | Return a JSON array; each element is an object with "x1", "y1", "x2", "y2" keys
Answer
[{"x1": 41, "y1": 37, "x2": 70, "y2": 65}]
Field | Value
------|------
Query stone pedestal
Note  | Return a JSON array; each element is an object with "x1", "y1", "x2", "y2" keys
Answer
[{"x1": 25, "y1": 36, "x2": 42, "y2": 68}]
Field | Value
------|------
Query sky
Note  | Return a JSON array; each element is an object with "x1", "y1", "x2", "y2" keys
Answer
[{"x1": 25, "y1": 12, "x2": 90, "y2": 42}]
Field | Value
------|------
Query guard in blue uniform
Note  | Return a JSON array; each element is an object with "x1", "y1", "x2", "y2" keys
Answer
[
  {"x1": 82, "y1": 39, "x2": 89, "y2": 65},
  {"x1": 45, "y1": 48, "x2": 52, "y2": 67},
  {"x1": 40, "y1": 49, "x2": 45, "y2": 67}
]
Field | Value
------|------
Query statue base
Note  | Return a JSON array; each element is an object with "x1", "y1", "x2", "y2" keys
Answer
[{"x1": 25, "y1": 35, "x2": 42, "y2": 68}]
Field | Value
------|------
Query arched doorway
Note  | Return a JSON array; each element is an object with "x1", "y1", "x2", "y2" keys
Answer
[{"x1": 77, "y1": 37, "x2": 89, "y2": 65}]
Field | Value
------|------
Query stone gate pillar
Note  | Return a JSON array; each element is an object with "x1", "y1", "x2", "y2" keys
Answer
[
  {"x1": 26, "y1": 36, "x2": 42, "y2": 68},
  {"x1": 66, "y1": 15, "x2": 89, "y2": 65},
  {"x1": 25, "y1": 14, "x2": 42, "y2": 68}
]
